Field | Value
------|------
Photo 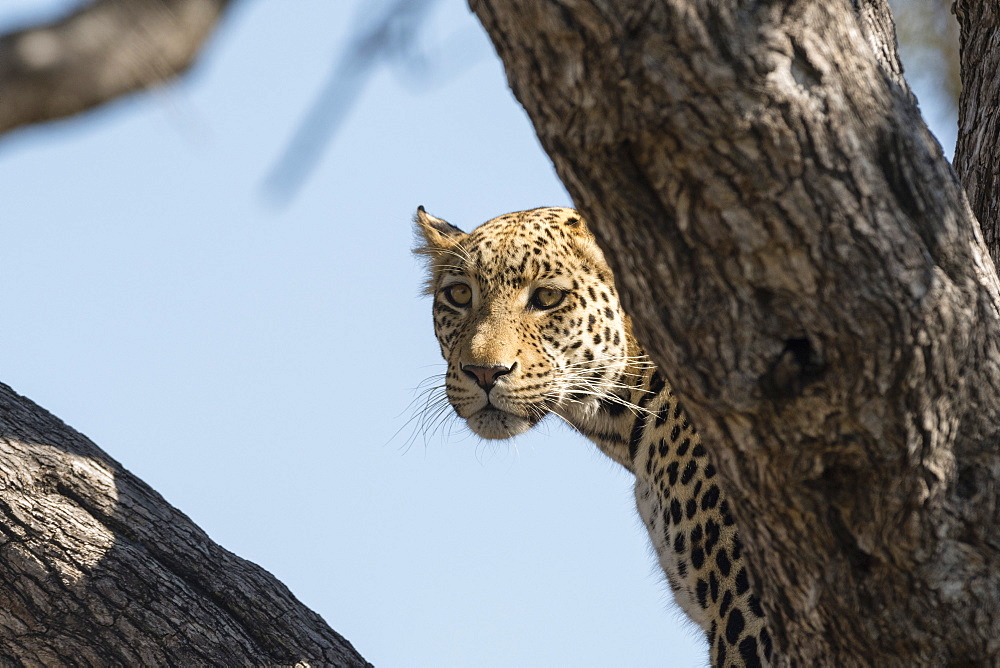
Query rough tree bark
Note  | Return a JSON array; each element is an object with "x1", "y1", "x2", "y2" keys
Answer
[
  {"x1": 954, "y1": 2, "x2": 1000, "y2": 267},
  {"x1": 0, "y1": 382, "x2": 370, "y2": 666},
  {"x1": 474, "y1": 0, "x2": 1000, "y2": 665},
  {"x1": 0, "y1": 0, "x2": 234, "y2": 136}
]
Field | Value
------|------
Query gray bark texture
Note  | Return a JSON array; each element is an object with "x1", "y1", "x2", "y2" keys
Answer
[
  {"x1": 955, "y1": 1, "x2": 1000, "y2": 267},
  {"x1": 473, "y1": 0, "x2": 1000, "y2": 665},
  {"x1": 0, "y1": 382, "x2": 370, "y2": 667},
  {"x1": 0, "y1": 0, "x2": 233, "y2": 136}
]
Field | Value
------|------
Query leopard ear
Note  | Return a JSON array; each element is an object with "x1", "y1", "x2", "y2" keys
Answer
[{"x1": 414, "y1": 206, "x2": 466, "y2": 252}]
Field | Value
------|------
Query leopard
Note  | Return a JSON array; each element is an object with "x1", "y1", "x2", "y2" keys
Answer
[{"x1": 415, "y1": 206, "x2": 774, "y2": 668}]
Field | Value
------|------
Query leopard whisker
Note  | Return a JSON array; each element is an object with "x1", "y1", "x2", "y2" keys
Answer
[
  {"x1": 550, "y1": 381, "x2": 654, "y2": 417},
  {"x1": 394, "y1": 377, "x2": 455, "y2": 452}
]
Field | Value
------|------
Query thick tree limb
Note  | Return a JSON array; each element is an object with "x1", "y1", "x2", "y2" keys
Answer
[
  {"x1": 473, "y1": 0, "x2": 1000, "y2": 664},
  {"x1": 853, "y1": 0, "x2": 911, "y2": 100},
  {"x1": 954, "y1": 1, "x2": 1000, "y2": 264},
  {"x1": 0, "y1": 0, "x2": 234, "y2": 136},
  {"x1": 0, "y1": 382, "x2": 370, "y2": 666}
]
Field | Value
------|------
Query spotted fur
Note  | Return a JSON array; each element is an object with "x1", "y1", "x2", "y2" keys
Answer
[{"x1": 415, "y1": 207, "x2": 774, "y2": 667}]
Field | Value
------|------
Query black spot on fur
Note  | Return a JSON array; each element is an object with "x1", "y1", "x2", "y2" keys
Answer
[
  {"x1": 677, "y1": 438, "x2": 691, "y2": 456},
  {"x1": 735, "y1": 567, "x2": 750, "y2": 594},
  {"x1": 628, "y1": 416, "x2": 644, "y2": 461},
  {"x1": 738, "y1": 636, "x2": 762, "y2": 668},
  {"x1": 720, "y1": 500, "x2": 736, "y2": 526},
  {"x1": 696, "y1": 578, "x2": 709, "y2": 608},
  {"x1": 648, "y1": 371, "x2": 666, "y2": 396},
  {"x1": 716, "y1": 548, "x2": 732, "y2": 577},
  {"x1": 760, "y1": 628, "x2": 773, "y2": 659},
  {"x1": 680, "y1": 459, "x2": 698, "y2": 484},
  {"x1": 749, "y1": 594, "x2": 765, "y2": 618},
  {"x1": 670, "y1": 499, "x2": 682, "y2": 525},
  {"x1": 656, "y1": 408, "x2": 673, "y2": 429},
  {"x1": 692, "y1": 546, "x2": 705, "y2": 570},
  {"x1": 704, "y1": 519, "x2": 720, "y2": 555},
  {"x1": 601, "y1": 395, "x2": 628, "y2": 417},
  {"x1": 719, "y1": 591, "x2": 733, "y2": 618},
  {"x1": 701, "y1": 484, "x2": 721, "y2": 510},
  {"x1": 725, "y1": 608, "x2": 745, "y2": 645},
  {"x1": 715, "y1": 636, "x2": 726, "y2": 668}
]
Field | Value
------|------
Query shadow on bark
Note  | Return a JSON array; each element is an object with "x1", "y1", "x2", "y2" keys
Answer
[{"x1": 0, "y1": 382, "x2": 369, "y2": 666}]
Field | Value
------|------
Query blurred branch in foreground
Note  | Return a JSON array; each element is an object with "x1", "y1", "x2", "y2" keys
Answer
[
  {"x1": 0, "y1": 0, "x2": 235, "y2": 137},
  {"x1": 261, "y1": 0, "x2": 439, "y2": 204}
]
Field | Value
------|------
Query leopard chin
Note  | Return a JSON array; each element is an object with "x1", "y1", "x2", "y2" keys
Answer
[{"x1": 465, "y1": 406, "x2": 537, "y2": 439}]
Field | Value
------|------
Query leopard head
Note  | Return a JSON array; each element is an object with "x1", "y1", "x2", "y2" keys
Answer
[{"x1": 415, "y1": 206, "x2": 637, "y2": 440}]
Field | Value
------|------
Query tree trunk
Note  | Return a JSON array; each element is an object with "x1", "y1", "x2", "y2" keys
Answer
[
  {"x1": 473, "y1": 1, "x2": 1000, "y2": 665},
  {"x1": 0, "y1": 0, "x2": 234, "y2": 136},
  {"x1": 0, "y1": 382, "x2": 370, "y2": 666},
  {"x1": 954, "y1": 1, "x2": 1000, "y2": 266}
]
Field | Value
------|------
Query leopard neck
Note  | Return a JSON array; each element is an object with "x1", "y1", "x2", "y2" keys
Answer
[{"x1": 563, "y1": 327, "x2": 661, "y2": 472}]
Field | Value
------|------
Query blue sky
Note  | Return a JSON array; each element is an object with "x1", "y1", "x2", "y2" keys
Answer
[{"x1": 0, "y1": 2, "x2": 955, "y2": 666}]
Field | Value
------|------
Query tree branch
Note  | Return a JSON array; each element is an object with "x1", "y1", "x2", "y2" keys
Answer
[
  {"x1": 853, "y1": 0, "x2": 912, "y2": 101},
  {"x1": 0, "y1": 381, "x2": 370, "y2": 666},
  {"x1": 0, "y1": 0, "x2": 234, "y2": 137},
  {"x1": 473, "y1": 0, "x2": 1000, "y2": 663},
  {"x1": 954, "y1": 1, "x2": 1000, "y2": 264}
]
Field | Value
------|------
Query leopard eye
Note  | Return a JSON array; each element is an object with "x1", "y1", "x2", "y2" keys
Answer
[
  {"x1": 443, "y1": 283, "x2": 472, "y2": 307},
  {"x1": 531, "y1": 287, "x2": 565, "y2": 310}
]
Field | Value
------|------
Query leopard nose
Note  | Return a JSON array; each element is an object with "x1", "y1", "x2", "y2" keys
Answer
[{"x1": 462, "y1": 363, "x2": 515, "y2": 391}]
